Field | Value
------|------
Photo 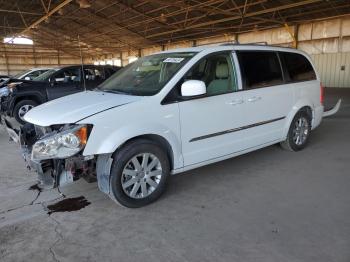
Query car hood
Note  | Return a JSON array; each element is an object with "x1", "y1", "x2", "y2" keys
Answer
[
  {"x1": 0, "y1": 78, "x2": 46, "y2": 88},
  {"x1": 24, "y1": 91, "x2": 141, "y2": 126}
]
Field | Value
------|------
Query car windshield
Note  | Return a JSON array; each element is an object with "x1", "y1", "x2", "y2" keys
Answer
[
  {"x1": 33, "y1": 69, "x2": 59, "y2": 82},
  {"x1": 98, "y1": 52, "x2": 197, "y2": 96},
  {"x1": 13, "y1": 70, "x2": 31, "y2": 79}
]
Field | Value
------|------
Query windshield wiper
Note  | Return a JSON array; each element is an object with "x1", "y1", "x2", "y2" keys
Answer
[{"x1": 101, "y1": 89, "x2": 131, "y2": 95}]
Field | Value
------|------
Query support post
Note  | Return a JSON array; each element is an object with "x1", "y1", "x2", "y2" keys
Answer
[
  {"x1": 57, "y1": 49, "x2": 61, "y2": 65},
  {"x1": 3, "y1": 44, "x2": 10, "y2": 75},
  {"x1": 120, "y1": 52, "x2": 124, "y2": 67},
  {"x1": 32, "y1": 43, "x2": 37, "y2": 66},
  {"x1": 284, "y1": 23, "x2": 297, "y2": 48}
]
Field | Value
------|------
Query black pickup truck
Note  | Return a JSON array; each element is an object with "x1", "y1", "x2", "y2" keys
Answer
[
  {"x1": 0, "y1": 75, "x2": 10, "y2": 84},
  {"x1": 0, "y1": 65, "x2": 120, "y2": 124}
]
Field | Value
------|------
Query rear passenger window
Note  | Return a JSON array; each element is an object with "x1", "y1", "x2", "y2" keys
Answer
[
  {"x1": 281, "y1": 52, "x2": 316, "y2": 82},
  {"x1": 237, "y1": 51, "x2": 283, "y2": 89}
]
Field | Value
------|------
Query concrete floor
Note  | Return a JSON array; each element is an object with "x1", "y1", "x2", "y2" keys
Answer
[{"x1": 0, "y1": 89, "x2": 349, "y2": 262}]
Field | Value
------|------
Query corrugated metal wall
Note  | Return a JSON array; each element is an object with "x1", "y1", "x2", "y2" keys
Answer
[
  {"x1": 0, "y1": 45, "x2": 93, "y2": 76},
  {"x1": 311, "y1": 52, "x2": 350, "y2": 88}
]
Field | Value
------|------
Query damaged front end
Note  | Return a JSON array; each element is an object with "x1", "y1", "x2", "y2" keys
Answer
[
  {"x1": 0, "y1": 88, "x2": 11, "y2": 117},
  {"x1": 3, "y1": 119, "x2": 96, "y2": 189}
]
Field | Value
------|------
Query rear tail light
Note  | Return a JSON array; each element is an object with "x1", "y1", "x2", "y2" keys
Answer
[{"x1": 320, "y1": 83, "x2": 324, "y2": 105}]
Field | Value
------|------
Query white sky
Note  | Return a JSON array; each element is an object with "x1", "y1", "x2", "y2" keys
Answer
[{"x1": 3, "y1": 37, "x2": 33, "y2": 45}]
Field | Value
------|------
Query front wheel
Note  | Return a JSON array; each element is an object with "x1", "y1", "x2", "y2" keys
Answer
[
  {"x1": 281, "y1": 111, "x2": 312, "y2": 151},
  {"x1": 109, "y1": 139, "x2": 170, "y2": 208},
  {"x1": 13, "y1": 100, "x2": 37, "y2": 125}
]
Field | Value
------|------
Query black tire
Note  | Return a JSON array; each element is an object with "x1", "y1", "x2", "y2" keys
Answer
[
  {"x1": 281, "y1": 110, "x2": 312, "y2": 151},
  {"x1": 13, "y1": 100, "x2": 38, "y2": 125},
  {"x1": 109, "y1": 139, "x2": 170, "y2": 208}
]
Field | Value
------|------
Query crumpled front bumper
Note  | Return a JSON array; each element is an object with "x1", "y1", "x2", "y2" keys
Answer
[
  {"x1": 1, "y1": 118, "x2": 56, "y2": 186},
  {"x1": 1, "y1": 118, "x2": 96, "y2": 188},
  {"x1": 1, "y1": 116, "x2": 20, "y2": 143},
  {"x1": 0, "y1": 95, "x2": 12, "y2": 117}
]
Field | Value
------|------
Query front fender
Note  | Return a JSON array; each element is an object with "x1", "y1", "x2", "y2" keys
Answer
[
  {"x1": 79, "y1": 99, "x2": 183, "y2": 170},
  {"x1": 83, "y1": 123, "x2": 183, "y2": 169}
]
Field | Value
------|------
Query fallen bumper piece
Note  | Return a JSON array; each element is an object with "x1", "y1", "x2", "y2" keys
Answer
[{"x1": 323, "y1": 99, "x2": 341, "y2": 117}]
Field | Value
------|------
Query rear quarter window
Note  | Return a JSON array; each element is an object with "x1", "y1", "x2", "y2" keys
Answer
[{"x1": 280, "y1": 52, "x2": 316, "y2": 82}]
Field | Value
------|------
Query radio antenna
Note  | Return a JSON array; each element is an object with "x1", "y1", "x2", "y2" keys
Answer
[{"x1": 78, "y1": 35, "x2": 86, "y2": 91}]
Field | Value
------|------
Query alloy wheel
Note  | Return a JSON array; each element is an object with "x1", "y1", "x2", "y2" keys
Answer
[
  {"x1": 121, "y1": 153, "x2": 162, "y2": 199},
  {"x1": 18, "y1": 104, "x2": 34, "y2": 120},
  {"x1": 292, "y1": 116, "x2": 309, "y2": 146}
]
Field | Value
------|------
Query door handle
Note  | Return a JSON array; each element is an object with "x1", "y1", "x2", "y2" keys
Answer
[
  {"x1": 227, "y1": 99, "x2": 244, "y2": 106},
  {"x1": 247, "y1": 96, "x2": 262, "y2": 102}
]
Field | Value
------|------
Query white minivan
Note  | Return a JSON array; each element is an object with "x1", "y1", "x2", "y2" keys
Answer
[{"x1": 3, "y1": 44, "x2": 339, "y2": 207}]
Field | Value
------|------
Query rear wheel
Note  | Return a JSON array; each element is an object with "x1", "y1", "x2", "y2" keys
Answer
[
  {"x1": 109, "y1": 139, "x2": 170, "y2": 208},
  {"x1": 281, "y1": 111, "x2": 311, "y2": 151},
  {"x1": 13, "y1": 100, "x2": 37, "y2": 125}
]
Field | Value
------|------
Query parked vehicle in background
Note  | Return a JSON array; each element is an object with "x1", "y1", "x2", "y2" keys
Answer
[
  {"x1": 0, "y1": 65, "x2": 120, "y2": 124},
  {"x1": 12, "y1": 68, "x2": 53, "y2": 81},
  {"x1": 2, "y1": 44, "x2": 340, "y2": 207},
  {"x1": 0, "y1": 75, "x2": 10, "y2": 83},
  {"x1": 0, "y1": 68, "x2": 51, "y2": 93}
]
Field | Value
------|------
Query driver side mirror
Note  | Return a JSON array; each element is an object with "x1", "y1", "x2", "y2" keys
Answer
[
  {"x1": 181, "y1": 80, "x2": 206, "y2": 97},
  {"x1": 24, "y1": 76, "x2": 31, "y2": 80}
]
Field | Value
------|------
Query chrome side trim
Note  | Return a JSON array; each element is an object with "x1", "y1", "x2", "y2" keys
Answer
[{"x1": 189, "y1": 116, "x2": 285, "y2": 142}]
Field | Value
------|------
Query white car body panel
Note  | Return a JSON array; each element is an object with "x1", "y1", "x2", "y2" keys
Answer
[
  {"x1": 23, "y1": 44, "x2": 328, "y2": 175},
  {"x1": 78, "y1": 97, "x2": 184, "y2": 169},
  {"x1": 239, "y1": 84, "x2": 295, "y2": 146},
  {"x1": 24, "y1": 91, "x2": 141, "y2": 126},
  {"x1": 178, "y1": 92, "x2": 248, "y2": 166}
]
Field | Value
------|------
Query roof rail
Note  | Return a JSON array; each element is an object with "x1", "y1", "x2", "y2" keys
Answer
[
  {"x1": 220, "y1": 41, "x2": 268, "y2": 46},
  {"x1": 195, "y1": 40, "x2": 239, "y2": 47},
  {"x1": 220, "y1": 43, "x2": 237, "y2": 46}
]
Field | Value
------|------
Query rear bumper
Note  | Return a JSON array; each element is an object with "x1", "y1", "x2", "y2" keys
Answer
[
  {"x1": 323, "y1": 99, "x2": 341, "y2": 117},
  {"x1": 312, "y1": 99, "x2": 342, "y2": 130}
]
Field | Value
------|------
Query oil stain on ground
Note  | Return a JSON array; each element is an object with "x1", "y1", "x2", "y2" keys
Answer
[
  {"x1": 46, "y1": 196, "x2": 91, "y2": 215},
  {"x1": 28, "y1": 183, "x2": 42, "y2": 204},
  {"x1": 28, "y1": 184, "x2": 42, "y2": 192}
]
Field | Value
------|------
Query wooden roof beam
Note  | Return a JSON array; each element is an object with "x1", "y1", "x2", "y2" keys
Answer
[
  {"x1": 20, "y1": 0, "x2": 73, "y2": 36},
  {"x1": 146, "y1": 0, "x2": 323, "y2": 38},
  {"x1": 77, "y1": 9, "x2": 156, "y2": 45},
  {"x1": 4, "y1": 1, "x2": 73, "y2": 44},
  {"x1": 125, "y1": 0, "x2": 266, "y2": 32}
]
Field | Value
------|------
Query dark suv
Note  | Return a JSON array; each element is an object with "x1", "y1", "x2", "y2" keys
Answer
[{"x1": 0, "y1": 65, "x2": 120, "y2": 124}]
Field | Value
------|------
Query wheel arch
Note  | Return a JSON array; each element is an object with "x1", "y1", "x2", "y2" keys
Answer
[
  {"x1": 95, "y1": 133, "x2": 176, "y2": 196},
  {"x1": 14, "y1": 94, "x2": 44, "y2": 105},
  {"x1": 118, "y1": 134, "x2": 175, "y2": 171},
  {"x1": 12, "y1": 94, "x2": 43, "y2": 114},
  {"x1": 83, "y1": 123, "x2": 183, "y2": 171},
  {"x1": 283, "y1": 102, "x2": 314, "y2": 139}
]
